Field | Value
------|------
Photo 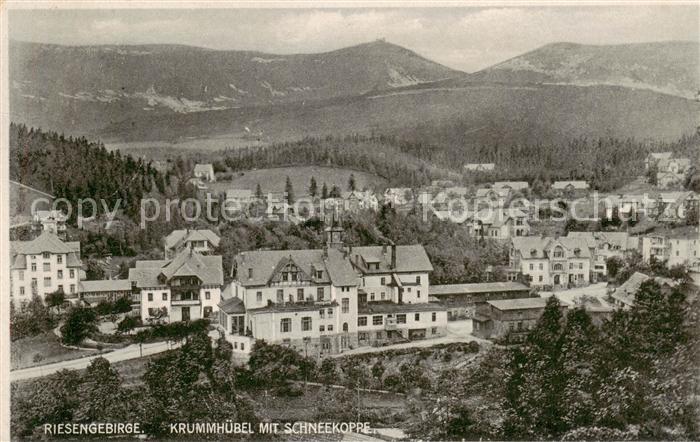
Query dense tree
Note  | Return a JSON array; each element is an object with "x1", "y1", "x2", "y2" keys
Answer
[
  {"x1": 60, "y1": 306, "x2": 98, "y2": 346},
  {"x1": 321, "y1": 182, "x2": 329, "y2": 199},
  {"x1": 309, "y1": 176, "x2": 318, "y2": 197},
  {"x1": 284, "y1": 176, "x2": 295, "y2": 203},
  {"x1": 348, "y1": 173, "x2": 356, "y2": 191}
]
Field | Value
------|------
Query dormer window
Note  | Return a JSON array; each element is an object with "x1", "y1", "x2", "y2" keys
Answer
[
  {"x1": 248, "y1": 268, "x2": 253, "y2": 279},
  {"x1": 530, "y1": 249, "x2": 537, "y2": 257},
  {"x1": 573, "y1": 248, "x2": 581, "y2": 256},
  {"x1": 316, "y1": 270, "x2": 323, "y2": 279}
]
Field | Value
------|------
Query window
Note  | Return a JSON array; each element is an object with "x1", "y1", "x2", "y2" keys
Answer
[
  {"x1": 288, "y1": 294, "x2": 293, "y2": 303},
  {"x1": 417, "y1": 290, "x2": 421, "y2": 298},
  {"x1": 569, "y1": 263, "x2": 574, "y2": 270},
  {"x1": 70, "y1": 284, "x2": 76, "y2": 294},
  {"x1": 320, "y1": 325, "x2": 325, "y2": 332},
  {"x1": 380, "y1": 292, "x2": 385, "y2": 300},
  {"x1": 277, "y1": 289, "x2": 283, "y2": 303},
  {"x1": 57, "y1": 255, "x2": 63, "y2": 264},
  {"x1": 240, "y1": 343, "x2": 245, "y2": 351},
  {"x1": 431, "y1": 327, "x2": 438, "y2": 335},
  {"x1": 148, "y1": 293, "x2": 153, "y2": 301},
  {"x1": 380, "y1": 277, "x2": 386, "y2": 285},
  {"x1": 69, "y1": 269, "x2": 75, "y2": 278},
  {"x1": 57, "y1": 270, "x2": 63, "y2": 279},
  {"x1": 416, "y1": 276, "x2": 421, "y2": 284},
  {"x1": 203, "y1": 306, "x2": 213, "y2": 318},
  {"x1": 301, "y1": 317, "x2": 312, "y2": 331},
  {"x1": 297, "y1": 288, "x2": 304, "y2": 301},
  {"x1": 43, "y1": 263, "x2": 50, "y2": 272},
  {"x1": 256, "y1": 291, "x2": 262, "y2": 302},
  {"x1": 148, "y1": 308, "x2": 156, "y2": 317},
  {"x1": 205, "y1": 291, "x2": 211, "y2": 300},
  {"x1": 432, "y1": 312, "x2": 437, "y2": 322},
  {"x1": 234, "y1": 342, "x2": 238, "y2": 349},
  {"x1": 327, "y1": 308, "x2": 333, "y2": 316},
  {"x1": 316, "y1": 270, "x2": 323, "y2": 279},
  {"x1": 343, "y1": 322, "x2": 348, "y2": 332},
  {"x1": 31, "y1": 263, "x2": 37, "y2": 272},
  {"x1": 539, "y1": 263, "x2": 543, "y2": 270},
  {"x1": 248, "y1": 268, "x2": 253, "y2": 278},
  {"x1": 317, "y1": 287, "x2": 324, "y2": 301},
  {"x1": 397, "y1": 314, "x2": 406, "y2": 324},
  {"x1": 529, "y1": 263, "x2": 534, "y2": 270},
  {"x1": 579, "y1": 263, "x2": 583, "y2": 270},
  {"x1": 43, "y1": 277, "x2": 51, "y2": 287},
  {"x1": 358, "y1": 316, "x2": 367, "y2": 326},
  {"x1": 57, "y1": 285, "x2": 63, "y2": 292},
  {"x1": 19, "y1": 287, "x2": 25, "y2": 295},
  {"x1": 327, "y1": 324, "x2": 334, "y2": 332},
  {"x1": 414, "y1": 313, "x2": 420, "y2": 321},
  {"x1": 18, "y1": 271, "x2": 24, "y2": 281},
  {"x1": 538, "y1": 275, "x2": 543, "y2": 282},
  {"x1": 281, "y1": 318, "x2": 291, "y2": 333},
  {"x1": 320, "y1": 309, "x2": 325, "y2": 318},
  {"x1": 373, "y1": 315, "x2": 383, "y2": 325},
  {"x1": 342, "y1": 298, "x2": 349, "y2": 313},
  {"x1": 162, "y1": 293, "x2": 168, "y2": 301},
  {"x1": 282, "y1": 272, "x2": 289, "y2": 281},
  {"x1": 553, "y1": 247, "x2": 564, "y2": 258},
  {"x1": 370, "y1": 293, "x2": 375, "y2": 301},
  {"x1": 43, "y1": 252, "x2": 50, "y2": 259}
]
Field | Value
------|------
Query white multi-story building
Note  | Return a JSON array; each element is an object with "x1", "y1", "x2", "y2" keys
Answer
[
  {"x1": 508, "y1": 236, "x2": 591, "y2": 289},
  {"x1": 10, "y1": 232, "x2": 82, "y2": 306},
  {"x1": 567, "y1": 231, "x2": 639, "y2": 279},
  {"x1": 640, "y1": 230, "x2": 699, "y2": 268},
  {"x1": 220, "y1": 225, "x2": 447, "y2": 357},
  {"x1": 129, "y1": 249, "x2": 223, "y2": 323}
]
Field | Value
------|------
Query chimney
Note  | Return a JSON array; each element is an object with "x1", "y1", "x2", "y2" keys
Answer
[{"x1": 391, "y1": 243, "x2": 397, "y2": 270}]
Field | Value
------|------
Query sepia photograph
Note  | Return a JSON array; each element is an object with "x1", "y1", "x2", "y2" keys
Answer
[{"x1": 1, "y1": 1, "x2": 699, "y2": 440}]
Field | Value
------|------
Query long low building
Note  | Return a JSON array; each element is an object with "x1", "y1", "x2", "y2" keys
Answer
[
  {"x1": 429, "y1": 281, "x2": 532, "y2": 320},
  {"x1": 79, "y1": 279, "x2": 135, "y2": 306},
  {"x1": 472, "y1": 297, "x2": 570, "y2": 342}
]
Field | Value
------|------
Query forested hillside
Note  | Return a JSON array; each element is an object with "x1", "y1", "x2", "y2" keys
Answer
[
  {"x1": 9, "y1": 123, "x2": 164, "y2": 220},
  {"x1": 222, "y1": 132, "x2": 700, "y2": 192}
]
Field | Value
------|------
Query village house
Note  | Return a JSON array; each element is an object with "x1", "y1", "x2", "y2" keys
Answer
[
  {"x1": 10, "y1": 231, "x2": 83, "y2": 307},
  {"x1": 193, "y1": 163, "x2": 216, "y2": 182},
  {"x1": 383, "y1": 188, "x2": 414, "y2": 208},
  {"x1": 164, "y1": 229, "x2": 221, "y2": 259},
  {"x1": 656, "y1": 157, "x2": 691, "y2": 188},
  {"x1": 656, "y1": 191, "x2": 700, "y2": 222},
  {"x1": 225, "y1": 189, "x2": 255, "y2": 210},
  {"x1": 551, "y1": 181, "x2": 590, "y2": 199},
  {"x1": 221, "y1": 224, "x2": 447, "y2": 357},
  {"x1": 508, "y1": 236, "x2": 591, "y2": 290},
  {"x1": 341, "y1": 190, "x2": 379, "y2": 212},
  {"x1": 467, "y1": 207, "x2": 530, "y2": 239},
  {"x1": 493, "y1": 181, "x2": 530, "y2": 196},
  {"x1": 129, "y1": 248, "x2": 223, "y2": 324},
  {"x1": 609, "y1": 271, "x2": 677, "y2": 309},
  {"x1": 429, "y1": 281, "x2": 532, "y2": 320},
  {"x1": 645, "y1": 152, "x2": 673, "y2": 170},
  {"x1": 567, "y1": 231, "x2": 639, "y2": 280},
  {"x1": 640, "y1": 229, "x2": 699, "y2": 268},
  {"x1": 475, "y1": 187, "x2": 511, "y2": 208},
  {"x1": 472, "y1": 296, "x2": 570, "y2": 342},
  {"x1": 31, "y1": 209, "x2": 68, "y2": 239},
  {"x1": 79, "y1": 279, "x2": 135, "y2": 306},
  {"x1": 463, "y1": 163, "x2": 496, "y2": 172}
]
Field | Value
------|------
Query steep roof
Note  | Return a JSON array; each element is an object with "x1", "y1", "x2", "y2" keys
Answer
[
  {"x1": 610, "y1": 271, "x2": 678, "y2": 307},
  {"x1": 11, "y1": 232, "x2": 82, "y2": 269},
  {"x1": 351, "y1": 245, "x2": 433, "y2": 274},
  {"x1": 234, "y1": 248, "x2": 357, "y2": 288},
  {"x1": 129, "y1": 249, "x2": 223, "y2": 288},
  {"x1": 567, "y1": 231, "x2": 638, "y2": 251},
  {"x1": 511, "y1": 236, "x2": 591, "y2": 259},
  {"x1": 471, "y1": 208, "x2": 528, "y2": 227},
  {"x1": 431, "y1": 281, "x2": 530, "y2": 296},
  {"x1": 164, "y1": 229, "x2": 221, "y2": 250}
]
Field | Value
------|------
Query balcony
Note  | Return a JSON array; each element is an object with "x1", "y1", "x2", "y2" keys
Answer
[{"x1": 171, "y1": 294, "x2": 201, "y2": 306}]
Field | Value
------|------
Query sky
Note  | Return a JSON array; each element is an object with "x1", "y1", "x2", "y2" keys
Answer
[{"x1": 8, "y1": 5, "x2": 699, "y2": 72}]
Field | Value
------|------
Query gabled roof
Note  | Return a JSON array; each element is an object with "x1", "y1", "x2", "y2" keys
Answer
[
  {"x1": 234, "y1": 248, "x2": 357, "y2": 288},
  {"x1": 567, "y1": 231, "x2": 638, "y2": 251},
  {"x1": 11, "y1": 231, "x2": 78, "y2": 255},
  {"x1": 464, "y1": 163, "x2": 495, "y2": 171},
  {"x1": 471, "y1": 208, "x2": 528, "y2": 227},
  {"x1": 129, "y1": 249, "x2": 223, "y2": 288},
  {"x1": 552, "y1": 181, "x2": 590, "y2": 190},
  {"x1": 610, "y1": 272, "x2": 677, "y2": 307},
  {"x1": 164, "y1": 229, "x2": 221, "y2": 250},
  {"x1": 351, "y1": 245, "x2": 433, "y2": 274},
  {"x1": 511, "y1": 236, "x2": 591, "y2": 259}
]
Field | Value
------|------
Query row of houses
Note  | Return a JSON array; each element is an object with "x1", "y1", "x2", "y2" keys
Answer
[
  {"x1": 645, "y1": 152, "x2": 694, "y2": 188},
  {"x1": 507, "y1": 229, "x2": 699, "y2": 290}
]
